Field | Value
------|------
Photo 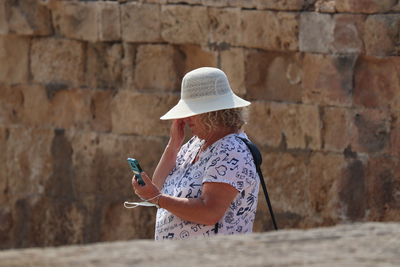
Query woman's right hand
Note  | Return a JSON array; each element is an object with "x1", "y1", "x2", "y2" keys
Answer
[{"x1": 168, "y1": 119, "x2": 185, "y2": 150}]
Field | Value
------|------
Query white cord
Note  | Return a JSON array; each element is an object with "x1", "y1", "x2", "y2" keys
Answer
[{"x1": 124, "y1": 194, "x2": 161, "y2": 209}]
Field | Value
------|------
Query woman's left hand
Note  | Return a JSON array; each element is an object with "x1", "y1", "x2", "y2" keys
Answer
[{"x1": 132, "y1": 172, "x2": 161, "y2": 202}]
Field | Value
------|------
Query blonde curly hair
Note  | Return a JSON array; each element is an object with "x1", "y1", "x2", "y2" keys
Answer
[{"x1": 199, "y1": 107, "x2": 247, "y2": 132}]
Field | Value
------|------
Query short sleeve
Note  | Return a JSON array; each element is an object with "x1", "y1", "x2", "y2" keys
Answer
[{"x1": 202, "y1": 137, "x2": 256, "y2": 193}]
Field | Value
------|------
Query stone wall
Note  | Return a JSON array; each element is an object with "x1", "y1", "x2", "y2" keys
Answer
[{"x1": 0, "y1": 0, "x2": 399, "y2": 249}]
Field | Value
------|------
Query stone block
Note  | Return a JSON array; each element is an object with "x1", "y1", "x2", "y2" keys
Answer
[
  {"x1": 331, "y1": 14, "x2": 365, "y2": 54},
  {"x1": 241, "y1": 10, "x2": 299, "y2": 51},
  {"x1": 0, "y1": 35, "x2": 29, "y2": 84},
  {"x1": 363, "y1": 14, "x2": 400, "y2": 56},
  {"x1": 52, "y1": 1, "x2": 120, "y2": 42},
  {"x1": 389, "y1": 111, "x2": 400, "y2": 158},
  {"x1": 299, "y1": 12, "x2": 334, "y2": 53},
  {"x1": 0, "y1": 128, "x2": 8, "y2": 205},
  {"x1": 323, "y1": 107, "x2": 391, "y2": 154},
  {"x1": 134, "y1": 44, "x2": 184, "y2": 91},
  {"x1": 89, "y1": 90, "x2": 113, "y2": 133},
  {"x1": 302, "y1": 53, "x2": 356, "y2": 107},
  {"x1": 315, "y1": 0, "x2": 337, "y2": 13},
  {"x1": 322, "y1": 107, "x2": 354, "y2": 152},
  {"x1": 48, "y1": 88, "x2": 92, "y2": 130},
  {"x1": 68, "y1": 130, "x2": 166, "y2": 199},
  {"x1": 365, "y1": 156, "x2": 400, "y2": 221},
  {"x1": 161, "y1": 5, "x2": 209, "y2": 45},
  {"x1": 221, "y1": 48, "x2": 246, "y2": 96},
  {"x1": 6, "y1": 127, "x2": 54, "y2": 198},
  {"x1": 177, "y1": 45, "x2": 218, "y2": 74},
  {"x1": 260, "y1": 151, "x2": 310, "y2": 226},
  {"x1": 308, "y1": 152, "x2": 346, "y2": 225},
  {"x1": 100, "y1": 201, "x2": 156, "y2": 241},
  {"x1": 121, "y1": 43, "x2": 137, "y2": 90},
  {"x1": 98, "y1": 2, "x2": 121, "y2": 41},
  {"x1": 52, "y1": 1, "x2": 97, "y2": 42},
  {"x1": 19, "y1": 84, "x2": 50, "y2": 127},
  {"x1": 300, "y1": 12, "x2": 366, "y2": 54},
  {"x1": 111, "y1": 90, "x2": 179, "y2": 136},
  {"x1": 335, "y1": 0, "x2": 397, "y2": 13},
  {"x1": 208, "y1": 7, "x2": 241, "y2": 45},
  {"x1": 86, "y1": 43, "x2": 123, "y2": 89},
  {"x1": 227, "y1": 0, "x2": 257, "y2": 8},
  {"x1": 338, "y1": 157, "x2": 368, "y2": 221},
  {"x1": 0, "y1": 84, "x2": 23, "y2": 125},
  {"x1": 0, "y1": 1, "x2": 8, "y2": 34},
  {"x1": 245, "y1": 50, "x2": 303, "y2": 102},
  {"x1": 0, "y1": 0, "x2": 52, "y2": 36},
  {"x1": 31, "y1": 38, "x2": 85, "y2": 87},
  {"x1": 354, "y1": 56, "x2": 400, "y2": 110},
  {"x1": 246, "y1": 102, "x2": 321, "y2": 150},
  {"x1": 255, "y1": 0, "x2": 305, "y2": 10},
  {"x1": 121, "y1": 2, "x2": 161, "y2": 42}
]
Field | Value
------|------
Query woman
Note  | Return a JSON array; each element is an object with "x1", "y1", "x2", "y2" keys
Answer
[{"x1": 132, "y1": 67, "x2": 260, "y2": 240}]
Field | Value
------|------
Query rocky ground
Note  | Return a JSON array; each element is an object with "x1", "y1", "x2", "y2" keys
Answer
[{"x1": 0, "y1": 222, "x2": 399, "y2": 267}]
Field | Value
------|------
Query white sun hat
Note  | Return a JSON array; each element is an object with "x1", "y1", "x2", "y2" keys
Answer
[{"x1": 160, "y1": 67, "x2": 250, "y2": 120}]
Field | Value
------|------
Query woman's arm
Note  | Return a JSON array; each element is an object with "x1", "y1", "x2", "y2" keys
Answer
[
  {"x1": 132, "y1": 173, "x2": 238, "y2": 226},
  {"x1": 152, "y1": 119, "x2": 186, "y2": 189}
]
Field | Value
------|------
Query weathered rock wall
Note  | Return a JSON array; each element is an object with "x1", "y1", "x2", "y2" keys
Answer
[{"x1": 0, "y1": 0, "x2": 399, "y2": 249}]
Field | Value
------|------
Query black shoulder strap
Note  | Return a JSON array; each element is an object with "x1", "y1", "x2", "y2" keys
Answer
[{"x1": 238, "y1": 136, "x2": 278, "y2": 231}]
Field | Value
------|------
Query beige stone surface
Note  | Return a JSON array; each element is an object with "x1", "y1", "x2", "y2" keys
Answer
[
  {"x1": 5, "y1": 127, "x2": 54, "y2": 198},
  {"x1": 31, "y1": 38, "x2": 85, "y2": 87},
  {"x1": 0, "y1": 84, "x2": 24, "y2": 125},
  {"x1": 336, "y1": 0, "x2": 397, "y2": 13},
  {"x1": 52, "y1": 1, "x2": 97, "y2": 42},
  {"x1": 208, "y1": 7, "x2": 241, "y2": 45},
  {"x1": 0, "y1": 128, "x2": 8, "y2": 205},
  {"x1": 300, "y1": 12, "x2": 367, "y2": 54},
  {"x1": 52, "y1": 1, "x2": 120, "y2": 42},
  {"x1": 178, "y1": 45, "x2": 218, "y2": 75},
  {"x1": 364, "y1": 156, "x2": 400, "y2": 222},
  {"x1": 97, "y1": 2, "x2": 121, "y2": 41},
  {"x1": 256, "y1": 0, "x2": 305, "y2": 10},
  {"x1": 302, "y1": 53, "x2": 356, "y2": 107},
  {"x1": 246, "y1": 102, "x2": 321, "y2": 150},
  {"x1": 86, "y1": 43, "x2": 123, "y2": 89},
  {"x1": 111, "y1": 90, "x2": 179, "y2": 135},
  {"x1": 322, "y1": 107, "x2": 354, "y2": 152},
  {"x1": 332, "y1": 14, "x2": 365, "y2": 54},
  {"x1": 221, "y1": 48, "x2": 246, "y2": 96},
  {"x1": 0, "y1": 36, "x2": 29, "y2": 84},
  {"x1": 390, "y1": 111, "x2": 400, "y2": 158},
  {"x1": 354, "y1": 56, "x2": 400, "y2": 110},
  {"x1": 121, "y1": 2, "x2": 161, "y2": 42},
  {"x1": 0, "y1": 0, "x2": 52, "y2": 36},
  {"x1": 300, "y1": 12, "x2": 334, "y2": 53},
  {"x1": 161, "y1": 5, "x2": 209, "y2": 45},
  {"x1": 241, "y1": 10, "x2": 299, "y2": 51},
  {"x1": 0, "y1": 2, "x2": 7, "y2": 34},
  {"x1": 0, "y1": 223, "x2": 399, "y2": 267},
  {"x1": 363, "y1": 14, "x2": 400, "y2": 56},
  {"x1": 134, "y1": 44, "x2": 184, "y2": 91},
  {"x1": 323, "y1": 107, "x2": 391, "y2": 154},
  {"x1": 245, "y1": 50, "x2": 303, "y2": 102}
]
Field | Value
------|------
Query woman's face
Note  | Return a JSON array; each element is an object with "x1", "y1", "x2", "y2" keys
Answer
[{"x1": 184, "y1": 115, "x2": 208, "y2": 138}]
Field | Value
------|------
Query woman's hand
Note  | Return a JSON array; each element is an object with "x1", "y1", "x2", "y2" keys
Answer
[
  {"x1": 168, "y1": 119, "x2": 185, "y2": 151},
  {"x1": 132, "y1": 172, "x2": 161, "y2": 203}
]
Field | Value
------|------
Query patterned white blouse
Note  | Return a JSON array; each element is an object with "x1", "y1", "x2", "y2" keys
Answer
[{"x1": 155, "y1": 132, "x2": 260, "y2": 240}]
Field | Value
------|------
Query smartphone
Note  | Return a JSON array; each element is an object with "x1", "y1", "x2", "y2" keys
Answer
[{"x1": 127, "y1": 158, "x2": 145, "y2": 186}]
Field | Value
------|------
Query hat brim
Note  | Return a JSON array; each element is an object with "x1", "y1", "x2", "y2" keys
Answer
[{"x1": 160, "y1": 93, "x2": 250, "y2": 120}]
